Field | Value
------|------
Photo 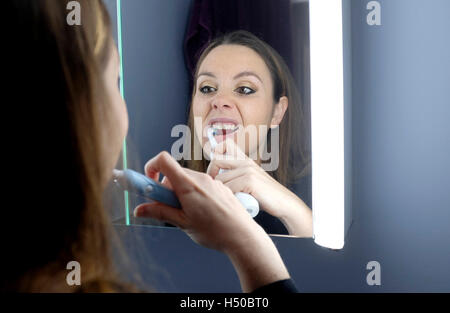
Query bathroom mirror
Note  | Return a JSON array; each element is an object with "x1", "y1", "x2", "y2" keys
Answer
[{"x1": 104, "y1": 0, "x2": 352, "y2": 249}]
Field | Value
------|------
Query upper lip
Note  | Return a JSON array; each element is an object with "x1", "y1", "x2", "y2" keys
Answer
[{"x1": 207, "y1": 117, "x2": 239, "y2": 126}]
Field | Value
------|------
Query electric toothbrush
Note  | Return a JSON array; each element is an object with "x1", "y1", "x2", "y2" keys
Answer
[{"x1": 112, "y1": 169, "x2": 181, "y2": 209}]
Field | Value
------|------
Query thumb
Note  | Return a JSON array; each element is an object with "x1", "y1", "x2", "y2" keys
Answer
[{"x1": 134, "y1": 202, "x2": 186, "y2": 229}]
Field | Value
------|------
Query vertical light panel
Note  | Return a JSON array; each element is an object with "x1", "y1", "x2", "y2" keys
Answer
[
  {"x1": 116, "y1": 0, "x2": 130, "y2": 225},
  {"x1": 310, "y1": 0, "x2": 346, "y2": 249}
]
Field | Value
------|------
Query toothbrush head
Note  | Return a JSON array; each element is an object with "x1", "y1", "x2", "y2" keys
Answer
[
  {"x1": 207, "y1": 127, "x2": 217, "y2": 137},
  {"x1": 208, "y1": 126, "x2": 240, "y2": 136},
  {"x1": 207, "y1": 127, "x2": 218, "y2": 150}
]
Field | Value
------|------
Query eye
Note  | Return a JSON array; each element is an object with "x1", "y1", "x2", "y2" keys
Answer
[
  {"x1": 235, "y1": 86, "x2": 255, "y2": 95},
  {"x1": 199, "y1": 85, "x2": 217, "y2": 94}
]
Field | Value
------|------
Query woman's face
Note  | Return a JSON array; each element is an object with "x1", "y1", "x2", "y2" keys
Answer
[
  {"x1": 103, "y1": 45, "x2": 129, "y2": 173},
  {"x1": 192, "y1": 44, "x2": 287, "y2": 159}
]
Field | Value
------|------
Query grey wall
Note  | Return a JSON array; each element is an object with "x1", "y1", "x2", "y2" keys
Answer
[
  {"x1": 104, "y1": 0, "x2": 193, "y2": 222},
  {"x1": 119, "y1": 0, "x2": 193, "y2": 170},
  {"x1": 112, "y1": 0, "x2": 450, "y2": 292}
]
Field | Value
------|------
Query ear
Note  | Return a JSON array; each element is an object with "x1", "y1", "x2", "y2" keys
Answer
[{"x1": 270, "y1": 96, "x2": 288, "y2": 128}]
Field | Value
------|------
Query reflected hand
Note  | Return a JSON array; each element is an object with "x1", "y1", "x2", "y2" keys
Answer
[{"x1": 207, "y1": 139, "x2": 313, "y2": 237}]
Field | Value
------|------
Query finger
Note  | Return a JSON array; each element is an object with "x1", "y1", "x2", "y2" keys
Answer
[
  {"x1": 217, "y1": 139, "x2": 247, "y2": 160},
  {"x1": 144, "y1": 151, "x2": 193, "y2": 194},
  {"x1": 182, "y1": 166, "x2": 213, "y2": 178},
  {"x1": 146, "y1": 170, "x2": 160, "y2": 182},
  {"x1": 214, "y1": 166, "x2": 250, "y2": 184},
  {"x1": 160, "y1": 176, "x2": 173, "y2": 189},
  {"x1": 144, "y1": 163, "x2": 161, "y2": 182},
  {"x1": 213, "y1": 140, "x2": 227, "y2": 155},
  {"x1": 134, "y1": 202, "x2": 186, "y2": 229},
  {"x1": 207, "y1": 158, "x2": 252, "y2": 178},
  {"x1": 223, "y1": 178, "x2": 252, "y2": 195}
]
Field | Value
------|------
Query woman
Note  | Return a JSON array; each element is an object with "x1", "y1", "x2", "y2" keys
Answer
[
  {"x1": 182, "y1": 31, "x2": 313, "y2": 237},
  {"x1": 2, "y1": 0, "x2": 295, "y2": 293}
]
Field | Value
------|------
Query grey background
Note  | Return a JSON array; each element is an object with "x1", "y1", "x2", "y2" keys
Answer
[
  {"x1": 117, "y1": 0, "x2": 192, "y2": 169},
  {"x1": 104, "y1": 0, "x2": 193, "y2": 223},
  {"x1": 108, "y1": 0, "x2": 450, "y2": 292}
]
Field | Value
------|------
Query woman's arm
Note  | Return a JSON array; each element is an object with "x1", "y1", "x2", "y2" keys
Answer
[
  {"x1": 272, "y1": 188, "x2": 313, "y2": 237},
  {"x1": 134, "y1": 152, "x2": 291, "y2": 292},
  {"x1": 222, "y1": 222, "x2": 290, "y2": 292},
  {"x1": 251, "y1": 278, "x2": 298, "y2": 293}
]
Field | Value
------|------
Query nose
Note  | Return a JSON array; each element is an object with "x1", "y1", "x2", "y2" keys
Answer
[{"x1": 211, "y1": 96, "x2": 235, "y2": 111}]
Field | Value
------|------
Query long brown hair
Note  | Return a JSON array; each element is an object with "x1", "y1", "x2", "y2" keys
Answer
[
  {"x1": 184, "y1": 30, "x2": 311, "y2": 186},
  {"x1": 2, "y1": 0, "x2": 136, "y2": 292}
]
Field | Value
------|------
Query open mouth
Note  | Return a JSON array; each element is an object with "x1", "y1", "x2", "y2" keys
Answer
[
  {"x1": 209, "y1": 123, "x2": 240, "y2": 136},
  {"x1": 206, "y1": 117, "x2": 241, "y2": 140}
]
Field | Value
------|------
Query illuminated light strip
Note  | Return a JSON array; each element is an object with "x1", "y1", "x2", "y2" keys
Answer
[
  {"x1": 116, "y1": 0, "x2": 129, "y2": 225},
  {"x1": 310, "y1": 0, "x2": 347, "y2": 249}
]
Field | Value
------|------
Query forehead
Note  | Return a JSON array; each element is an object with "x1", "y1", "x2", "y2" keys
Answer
[{"x1": 198, "y1": 44, "x2": 271, "y2": 80}]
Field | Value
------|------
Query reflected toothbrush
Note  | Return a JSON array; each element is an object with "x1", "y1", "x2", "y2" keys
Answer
[{"x1": 207, "y1": 127, "x2": 260, "y2": 218}]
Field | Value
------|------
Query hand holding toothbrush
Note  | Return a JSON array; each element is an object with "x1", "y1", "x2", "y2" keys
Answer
[
  {"x1": 133, "y1": 151, "x2": 291, "y2": 292},
  {"x1": 207, "y1": 128, "x2": 259, "y2": 218}
]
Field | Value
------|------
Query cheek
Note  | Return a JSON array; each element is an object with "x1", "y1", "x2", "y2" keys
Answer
[
  {"x1": 240, "y1": 100, "x2": 273, "y2": 127},
  {"x1": 192, "y1": 97, "x2": 208, "y2": 119},
  {"x1": 119, "y1": 97, "x2": 129, "y2": 137},
  {"x1": 191, "y1": 98, "x2": 205, "y2": 141},
  {"x1": 104, "y1": 86, "x2": 128, "y2": 161},
  {"x1": 238, "y1": 100, "x2": 273, "y2": 155},
  {"x1": 112, "y1": 88, "x2": 128, "y2": 138}
]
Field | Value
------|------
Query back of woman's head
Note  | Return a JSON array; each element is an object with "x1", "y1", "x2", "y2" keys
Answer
[{"x1": 2, "y1": 0, "x2": 122, "y2": 291}]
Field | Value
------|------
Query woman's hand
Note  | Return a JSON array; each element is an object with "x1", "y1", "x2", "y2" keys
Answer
[
  {"x1": 207, "y1": 139, "x2": 313, "y2": 237},
  {"x1": 133, "y1": 152, "x2": 290, "y2": 292},
  {"x1": 134, "y1": 152, "x2": 256, "y2": 252}
]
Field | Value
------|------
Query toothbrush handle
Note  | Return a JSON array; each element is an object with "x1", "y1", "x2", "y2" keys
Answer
[
  {"x1": 235, "y1": 192, "x2": 260, "y2": 218},
  {"x1": 115, "y1": 169, "x2": 181, "y2": 209}
]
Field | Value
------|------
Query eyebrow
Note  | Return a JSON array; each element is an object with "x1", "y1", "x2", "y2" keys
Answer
[
  {"x1": 197, "y1": 71, "x2": 263, "y2": 83},
  {"x1": 197, "y1": 72, "x2": 216, "y2": 79},
  {"x1": 233, "y1": 71, "x2": 263, "y2": 83}
]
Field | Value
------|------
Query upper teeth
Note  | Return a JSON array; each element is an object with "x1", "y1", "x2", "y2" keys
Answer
[{"x1": 211, "y1": 123, "x2": 236, "y2": 130}]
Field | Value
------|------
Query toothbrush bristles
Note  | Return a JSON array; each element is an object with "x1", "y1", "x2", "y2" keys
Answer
[{"x1": 209, "y1": 126, "x2": 239, "y2": 136}]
